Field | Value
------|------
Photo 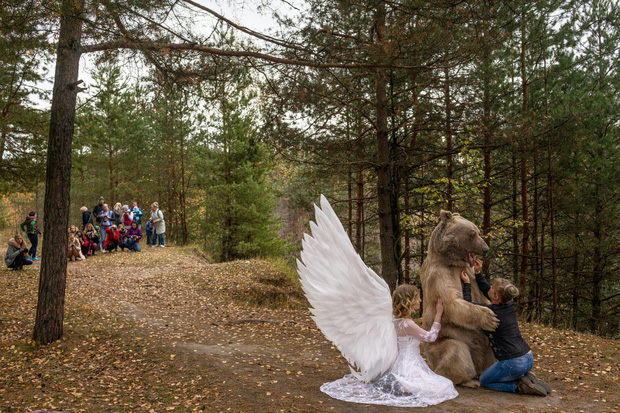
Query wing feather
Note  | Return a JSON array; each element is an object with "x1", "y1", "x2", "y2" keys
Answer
[{"x1": 297, "y1": 195, "x2": 397, "y2": 382}]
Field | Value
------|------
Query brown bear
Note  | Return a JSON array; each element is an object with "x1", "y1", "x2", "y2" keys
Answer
[{"x1": 420, "y1": 210, "x2": 499, "y2": 387}]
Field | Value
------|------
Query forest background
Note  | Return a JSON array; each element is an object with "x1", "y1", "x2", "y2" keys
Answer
[{"x1": 1, "y1": 0, "x2": 618, "y2": 339}]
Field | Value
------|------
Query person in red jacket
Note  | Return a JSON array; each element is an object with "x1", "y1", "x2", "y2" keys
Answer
[{"x1": 104, "y1": 225, "x2": 120, "y2": 252}]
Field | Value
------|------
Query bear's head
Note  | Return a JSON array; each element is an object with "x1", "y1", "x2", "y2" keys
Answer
[{"x1": 428, "y1": 210, "x2": 489, "y2": 268}]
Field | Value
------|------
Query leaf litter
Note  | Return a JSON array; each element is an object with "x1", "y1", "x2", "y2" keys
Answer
[{"x1": 0, "y1": 246, "x2": 618, "y2": 412}]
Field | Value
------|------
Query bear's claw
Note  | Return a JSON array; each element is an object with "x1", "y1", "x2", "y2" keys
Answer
[{"x1": 479, "y1": 307, "x2": 500, "y2": 331}]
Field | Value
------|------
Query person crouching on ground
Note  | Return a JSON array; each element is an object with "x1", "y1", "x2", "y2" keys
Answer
[
  {"x1": 104, "y1": 225, "x2": 120, "y2": 252},
  {"x1": 67, "y1": 232, "x2": 82, "y2": 261},
  {"x1": 118, "y1": 224, "x2": 128, "y2": 246},
  {"x1": 121, "y1": 221, "x2": 142, "y2": 252},
  {"x1": 5, "y1": 234, "x2": 34, "y2": 270},
  {"x1": 460, "y1": 260, "x2": 551, "y2": 396},
  {"x1": 84, "y1": 223, "x2": 99, "y2": 256},
  {"x1": 69, "y1": 225, "x2": 86, "y2": 260}
]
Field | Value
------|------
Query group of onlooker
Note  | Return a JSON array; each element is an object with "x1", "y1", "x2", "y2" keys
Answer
[
  {"x1": 4, "y1": 196, "x2": 166, "y2": 270},
  {"x1": 77, "y1": 197, "x2": 166, "y2": 256}
]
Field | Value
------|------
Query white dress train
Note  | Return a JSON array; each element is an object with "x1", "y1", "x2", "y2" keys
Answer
[{"x1": 320, "y1": 319, "x2": 459, "y2": 407}]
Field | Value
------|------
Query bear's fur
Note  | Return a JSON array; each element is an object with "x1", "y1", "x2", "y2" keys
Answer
[{"x1": 421, "y1": 210, "x2": 499, "y2": 387}]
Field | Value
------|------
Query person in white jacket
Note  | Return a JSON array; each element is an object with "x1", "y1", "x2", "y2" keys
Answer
[{"x1": 149, "y1": 202, "x2": 165, "y2": 247}]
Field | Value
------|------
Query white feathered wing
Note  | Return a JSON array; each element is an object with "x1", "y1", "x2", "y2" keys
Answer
[{"x1": 297, "y1": 195, "x2": 397, "y2": 382}]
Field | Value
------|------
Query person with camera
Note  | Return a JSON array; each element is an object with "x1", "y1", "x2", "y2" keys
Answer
[
  {"x1": 5, "y1": 234, "x2": 34, "y2": 270},
  {"x1": 20, "y1": 211, "x2": 41, "y2": 261},
  {"x1": 120, "y1": 221, "x2": 143, "y2": 252},
  {"x1": 104, "y1": 224, "x2": 120, "y2": 252},
  {"x1": 84, "y1": 223, "x2": 99, "y2": 256},
  {"x1": 99, "y1": 203, "x2": 114, "y2": 253}
]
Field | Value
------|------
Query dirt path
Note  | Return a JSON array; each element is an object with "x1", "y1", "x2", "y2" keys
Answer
[{"x1": 1, "y1": 246, "x2": 618, "y2": 412}]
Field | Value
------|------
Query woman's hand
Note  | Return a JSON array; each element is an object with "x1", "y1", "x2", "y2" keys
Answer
[
  {"x1": 460, "y1": 270, "x2": 471, "y2": 284},
  {"x1": 435, "y1": 297, "x2": 444, "y2": 318},
  {"x1": 473, "y1": 258, "x2": 483, "y2": 274}
]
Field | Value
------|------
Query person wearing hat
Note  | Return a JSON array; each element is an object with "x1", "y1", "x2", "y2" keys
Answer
[
  {"x1": 149, "y1": 202, "x2": 165, "y2": 247},
  {"x1": 19, "y1": 211, "x2": 40, "y2": 261}
]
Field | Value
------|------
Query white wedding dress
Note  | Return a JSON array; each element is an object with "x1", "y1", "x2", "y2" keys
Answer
[
  {"x1": 297, "y1": 196, "x2": 458, "y2": 407},
  {"x1": 320, "y1": 319, "x2": 458, "y2": 407}
]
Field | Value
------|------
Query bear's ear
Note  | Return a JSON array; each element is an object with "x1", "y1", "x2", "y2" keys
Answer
[{"x1": 440, "y1": 210, "x2": 453, "y2": 223}]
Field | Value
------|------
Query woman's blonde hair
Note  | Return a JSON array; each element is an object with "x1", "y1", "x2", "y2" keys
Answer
[
  {"x1": 392, "y1": 284, "x2": 420, "y2": 318},
  {"x1": 80, "y1": 206, "x2": 88, "y2": 213},
  {"x1": 114, "y1": 202, "x2": 122, "y2": 210},
  {"x1": 493, "y1": 278, "x2": 519, "y2": 304},
  {"x1": 85, "y1": 223, "x2": 94, "y2": 231}
]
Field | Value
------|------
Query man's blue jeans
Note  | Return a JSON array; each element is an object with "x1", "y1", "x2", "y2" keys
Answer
[{"x1": 480, "y1": 352, "x2": 533, "y2": 393}]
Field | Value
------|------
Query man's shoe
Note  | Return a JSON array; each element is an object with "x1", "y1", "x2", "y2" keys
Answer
[
  {"x1": 33, "y1": 257, "x2": 40, "y2": 261},
  {"x1": 516, "y1": 374, "x2": 547, "y2": 396}
]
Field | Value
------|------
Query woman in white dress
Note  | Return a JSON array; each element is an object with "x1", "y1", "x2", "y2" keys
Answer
[
  {"x1": 320, "y1": 285, "x2": 458, "y2": 407},
  {"x1": 297, "y1": 196, "x2": 458, "y2": 408}
]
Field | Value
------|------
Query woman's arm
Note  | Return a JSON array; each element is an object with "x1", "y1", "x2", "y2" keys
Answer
[
  {"x1": 400, "y1": 319, "x2": 442, "y2": 342},
  {"x1": 473, "y1": 259, "x2": 491, "y2": 301},
  {"x1": 461, "y1": 271, "x2": 472, "y2": 302}
]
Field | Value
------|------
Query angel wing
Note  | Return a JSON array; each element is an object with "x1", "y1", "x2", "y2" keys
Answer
[{"x1": 297, "y1": 195, "x2": 397, "y2": 382}]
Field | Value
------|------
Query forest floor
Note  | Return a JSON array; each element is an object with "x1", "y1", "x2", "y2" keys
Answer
[{"x1": 0, "y1": 245, "x2": 618, "y2": 413}]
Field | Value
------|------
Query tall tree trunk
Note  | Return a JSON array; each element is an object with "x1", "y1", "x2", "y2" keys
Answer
[
  {"x1": 591, "y1": 176, "x2": 603, "y2": 333},
  {"x1": 356, "y1": 167, "x2": 364, "y2": 255},
  {"x1": 403, "y1": 177, "x2": 410, "y2": 284},
  {"x1": 518, "y1": 7, "x2": 529, "y2": 314},
  {"x1": 179, "y1": 126, "x2": 188, "y2": 245},
  {"x1": 374, "y1": 3, "x2": 398, "y2": 290},
  {"x1": 348, "y1": 165, "x2": 353, "y2": 238},
  {"x1": 33, "y1": 0, "x2": 84, "y2": 345},
  {"x1": 511, "y1": 151, "x2": 519, "y2": 282},
  {"x1": 108, "y1": 142, "x2": 115, "y2": 206},
  {"x1": 529, "y1": 149, "x2": 539, "y2": 322},
  {"x1": 572, "y1": 247, "x2": 579, "y2": 329},
  {"x1": 481, "y1": 40, "x2": 492, "y2": 278},
  {"x1": 389, "y1": 73, "x2": 402, "y2": 285},
  {"x1": 444, "y1": 67, "x2": 453, "y2": 211},
  {"x1": 549, "y1": 165, "x2": 558, "y2": 326}
]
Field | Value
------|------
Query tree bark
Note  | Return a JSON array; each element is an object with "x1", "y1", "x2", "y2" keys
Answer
[
  {"x1": 374, "y1": 3, "x2": 398, "y2": 290},
  {"x1": 444, "y1": 67, "x2": 453, "y2": 211},
  {"x1": 33, "y1": 0, "x2": 84, "y2": 345},
  {"x1": 481, "y1": 32, "x2": 492, "y2": 278},
  {"x1": 518, "y1": 7, "x2": 529, "y2": 314}
]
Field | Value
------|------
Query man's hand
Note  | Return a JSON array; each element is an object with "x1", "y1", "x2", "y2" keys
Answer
[
  {"x1": 473, "y1": 258, "x2": 483, "y2": 274},
  {"x1": 460, "y1": 270, "x2": 471, "y2": 284}
]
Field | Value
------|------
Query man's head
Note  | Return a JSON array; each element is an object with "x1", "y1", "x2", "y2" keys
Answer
[{"x1": 99, "y1": 196, "x2": 105, "y2": 204}]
